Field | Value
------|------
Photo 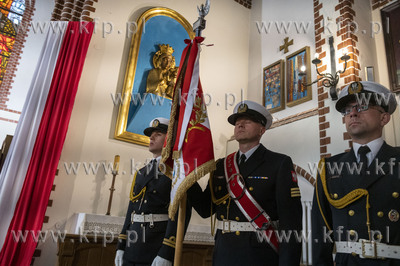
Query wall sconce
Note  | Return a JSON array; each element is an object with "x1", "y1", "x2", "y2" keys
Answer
[{"x1": 299, "y1": 37, "x2": 350, "y2": 100}]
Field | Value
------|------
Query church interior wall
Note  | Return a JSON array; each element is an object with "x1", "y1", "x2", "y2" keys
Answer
[
  {"x1": 256, "y1": 0, "x2": 318, "y2": 119},
  {"x1": 2, "y1": 0, "x2": 400, "y2": 265},
  {"x1": 247, "y1": 0, "x2": 262, "y2": 100},
  {"x1": 353, "y1": 0, "x2": 398, "y2": 146},
  {"x1": 31, "y1": 0, "x2": 251, "y2": 265},
  {"x1": 262, "y1": 115, "x2": 319, "y2": 201},
  {"x1": 247, "y1": 0, "x2": 318, "y2": 198},
  {"x1": 319, "y1": 0, "x2": 359, "y2": 157},
  {"x1": 52, "y1": 0, "x2": 251, "y2": 217}
]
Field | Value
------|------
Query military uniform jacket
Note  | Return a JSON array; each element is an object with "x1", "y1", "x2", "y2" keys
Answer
[
  {"x1": 117, "y1": 162, "x2": 178, "y2": 265},
  {"x1": 188, "y1": 144, "x2": 302, "y2": 266},
  {"x1": 312, "y1": 142, "x2": 400, "y2": 266}
]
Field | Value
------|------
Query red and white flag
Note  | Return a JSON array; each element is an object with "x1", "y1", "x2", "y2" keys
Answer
[
  {"x1": 162, "y1": 37, "x2": 215, "y2": 218},
  {"x1": 0, "y1": 21, "x2": 93, "y2": 265}
]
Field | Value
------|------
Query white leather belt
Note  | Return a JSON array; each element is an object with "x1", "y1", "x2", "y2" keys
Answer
[
  {"x1": 217, "y1": 220, "x2": 256, "y2": 232},
  {"x1": 131, "y1": 213, "x2": 169, "y2": 228},
  {"x1": 335, "y1": 240, "x2": 400, "y2": 260}
]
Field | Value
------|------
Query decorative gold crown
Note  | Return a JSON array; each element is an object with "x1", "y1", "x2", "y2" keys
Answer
[{"x1": 159, "y1": 44, "x2": 174, "y2": 55}]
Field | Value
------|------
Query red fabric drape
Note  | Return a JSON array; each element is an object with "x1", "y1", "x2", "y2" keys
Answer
[{"x1": 0, "y1": 21, "x2": 94, "y2": 266}]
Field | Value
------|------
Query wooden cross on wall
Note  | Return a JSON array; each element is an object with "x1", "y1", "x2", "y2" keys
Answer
[{"x1": 280, "y1": 37, "x2": 293, "y2": 53}]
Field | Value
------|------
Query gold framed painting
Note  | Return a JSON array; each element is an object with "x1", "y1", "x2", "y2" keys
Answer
[
  {"x1": 286, "y1": 46, "x2": 312, "y2": 107},
  {"x1": 263, "y1": 60, "x2": 285, "y2": 113},
  {"x1": 114, "y1": 7, "x2": 194, "y2": 146}
]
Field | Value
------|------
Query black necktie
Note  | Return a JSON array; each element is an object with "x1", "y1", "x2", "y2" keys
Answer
[
  {"x1": 147, "y1": 159, "x2": 157, "y2": 175},
  {"x1": 358, "y1": 146, "x2": 370, "y2": 175},
  {"x1": 239, "y1": 154, "x2": 246, "y2": 166}
]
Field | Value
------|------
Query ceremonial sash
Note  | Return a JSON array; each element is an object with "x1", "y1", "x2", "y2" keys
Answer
[{"x1": 224, "y1": 152, "x2": 279, "y2": 253}]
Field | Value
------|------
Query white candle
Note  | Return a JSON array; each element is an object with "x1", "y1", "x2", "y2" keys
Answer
[{"x1": 113, "y1": 155, "x2": 120, "y2": 172}]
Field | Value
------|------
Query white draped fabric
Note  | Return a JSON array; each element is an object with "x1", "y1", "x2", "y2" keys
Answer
[{"x1": 0, "y1": 22, "x2": 67, "y2": 250}]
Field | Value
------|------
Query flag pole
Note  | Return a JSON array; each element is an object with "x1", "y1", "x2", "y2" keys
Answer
[
  {"x1": 173, "y1": 193, "x2": 187, "y2": 265},
  {"x1": 173, "y1": 2, "x2": 210, "y2": 265}
]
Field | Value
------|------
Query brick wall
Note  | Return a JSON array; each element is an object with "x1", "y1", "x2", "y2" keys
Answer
[
  {"x1": 313, "y1": 0, "x2": 332, "y2": 158},
  {"x1": 0, "y1": 1, "x2": 36, "y2": 123},
  {"x1": 52, "y1": 0, "x2": 98, "y2": 21},
  {"x1": 371, "y1": 0, "x2": 396, "y2": 10},
  {"x1": 336, "y1": 0, "x2": 361, "y2": 85},
  {"x1": 335, "y1": 0, "x2": 361, "y2": 150},
  {"x1": 313, "y1": 0, "x2": 365, "y2": 158},
  {"x1": 294, "y1": 164, "x2": 316, "y2": 185},
  {"x1": 234, "y1": 0, "x2": 252, "y2": 9}
]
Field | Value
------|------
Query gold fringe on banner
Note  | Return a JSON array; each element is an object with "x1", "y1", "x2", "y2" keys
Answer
[{"x1": 168, "y1": 159, "x2": 215, "y2": 219}]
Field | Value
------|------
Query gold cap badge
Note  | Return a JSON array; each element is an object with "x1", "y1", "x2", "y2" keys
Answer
[
  {"x1": 152, "y1": 119, "x2": 160, "y2": 127},
  {"x1": 238, "y1": 103, "x2": 248, "y2": 113},
  {"x1": 348, "y1": 81, "x2": 363, "y2": 94}
]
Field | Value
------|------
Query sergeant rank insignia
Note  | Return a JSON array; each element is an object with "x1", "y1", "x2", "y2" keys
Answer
[{"x1": 291, "y1": 187, "x2": 301, "y2": 198}]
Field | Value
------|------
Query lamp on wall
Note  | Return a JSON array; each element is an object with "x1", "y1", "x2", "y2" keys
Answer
[{"x1": 299, "y1": 37, "x2": 350, "y2": 100}]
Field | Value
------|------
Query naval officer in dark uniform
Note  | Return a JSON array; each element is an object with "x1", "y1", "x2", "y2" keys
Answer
[
  {"x1": 188, "y1": 100, "x2": 303, "y2": 266},
  {"x1": 115, "y1": 117, "x2": 189, "y2": 266},
  {"x1": 312, "y1": 81, "x2": 400, "y2": 265}
]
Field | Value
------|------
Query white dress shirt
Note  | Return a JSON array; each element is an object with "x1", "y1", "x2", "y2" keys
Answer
[
  {"x1": 352, "y1": 138, "x2": 384, "y2": 167},
  {"x1": 238, "y1": 144, "x2": 260, "y2": 163}
]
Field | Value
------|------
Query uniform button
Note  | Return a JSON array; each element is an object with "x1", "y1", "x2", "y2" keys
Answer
[
  {"x1": 136, "y1": 200, "x2": 139, "y2": 202},
  {"x1": 218, "y1": 186, "x2": 222, "y2": 191},
  {"x1": 249, "y1": 187, "x2": 254, "y2": 191},
  {"x1": 377, "y1": 211, "x2": 384, "y2": 217},
  {"x1": 333, "y1": 193, "x2": 338, "y2": 199},
  {"x1": 153, "y1": 190, "x2": 157, "y2": 194},
  {"x1": 141, "y1": 212, "x2": 144, "y2": 215},
  {"x1": 393, "y1": 192, "x2": 399, "y2": 198},
  {"x1": 141, "y1": 224, "x2": 144, "y2": 227},
  {"x1": 388, "y1": 209, "x2": 399, "y2": 222},
  {"x1": 144, "y1": 200, "x2": 147, "y2": 203},
  {"x1": 223, "y1": 201, "x2": 226, "y2": 204},
  {"x1": 349, "y1": 230, "x2": 356, "y2": 236},
  {"x1": 220, "y1": 215, "x2": 224, "y2": 219},
  {"x1": 351, "y1": 252, "x2": 357, "y2": 257},
  {"x1": 348, "y1": 210, "x2": 355, "y2": 216},
  {"x1": 235, "y1": 231, "x2": 240, "y2": 236},
  {"x1": 235, "y1": 217, "x2": 240, "y2": 221}
]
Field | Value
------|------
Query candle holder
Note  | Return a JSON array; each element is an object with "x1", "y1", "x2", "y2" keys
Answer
[
  {"x1": 106, "y1": 155, "x2": 120, "y2": 216},
  {"x1": 299, "y1": 37, "x2": 351, "y2": 100},
  {"x1": 299, "y1": 53, "x2": 350, "y2": 100}
]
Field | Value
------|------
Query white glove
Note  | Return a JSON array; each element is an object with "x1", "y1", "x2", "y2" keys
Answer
[
  {"x1": 115, "y1": 250, "x2": 124, "y2": 266},
  {"x1": 151, "y1": 256, "x2": 172, "y2": 266}
]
